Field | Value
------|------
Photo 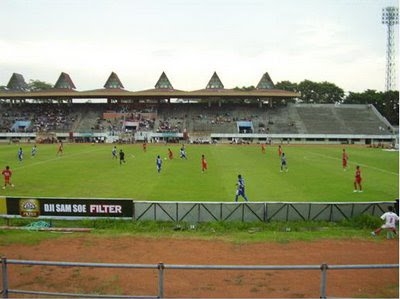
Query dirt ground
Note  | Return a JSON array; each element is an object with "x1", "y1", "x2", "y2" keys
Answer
[{"x1": 0, "y1": 235, "x2": 398, "y2": 298}]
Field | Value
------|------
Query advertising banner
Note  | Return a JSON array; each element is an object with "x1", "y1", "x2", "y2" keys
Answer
[{"x1": 5, "y1": 198, "x2": 133, "y2": 218}]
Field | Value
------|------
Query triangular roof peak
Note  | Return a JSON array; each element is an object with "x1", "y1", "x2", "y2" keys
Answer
[
  {"x1": 206, "y1": 72, "x2": 224, "y2": 89},
  {"x1": 155, "y1": 72, "x2": 173, "y2": 89},
  {"x1": 256, "y1": 72, "x2": 275, "y2": 89},
  {"x1": 104, "y1": 72, "x2": 124, "y2": 89},
  {"x1": 54, "y1": 72, "x2": 76, "y2": 89},
  {"x1": 7, "y1": 73, "x2": 28, "y2": 91}
]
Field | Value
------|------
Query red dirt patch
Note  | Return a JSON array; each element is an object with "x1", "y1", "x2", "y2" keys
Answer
[{"x1": 0, "y1": 236, "x2": 398, "y2": 298}]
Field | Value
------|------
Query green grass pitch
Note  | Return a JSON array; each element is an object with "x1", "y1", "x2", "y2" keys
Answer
[{"x1": 0, "y1": 143, "x2": 398, "y2": 202}]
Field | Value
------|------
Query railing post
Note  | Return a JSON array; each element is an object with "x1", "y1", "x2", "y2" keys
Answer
[
  {"x1": 157, "y1": 262, "x2": 165, "y2": 298},
  {"x1": 320, "y1": 263, "x2": 328, "y2": 299},
  {"x1": 1, "y1": 256, "x2": 9, "y2": 298}
]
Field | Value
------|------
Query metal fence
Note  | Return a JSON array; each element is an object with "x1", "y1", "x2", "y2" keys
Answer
[
  {"x1": 133, "y1": 201, "x2": 395, "y2": 222},
  {"x1": 1, "y1": 197, "x2": 397, "y2": 223},
  {"x1": 1, "y1": 257, "x2": 398, "y2": 298}
]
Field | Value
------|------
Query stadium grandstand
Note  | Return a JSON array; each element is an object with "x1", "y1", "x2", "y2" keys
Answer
[{"x1": 0, "y1": 71, "x2": 396, "y2": 147}]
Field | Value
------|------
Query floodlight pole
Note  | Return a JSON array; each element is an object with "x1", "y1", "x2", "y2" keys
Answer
[{"x1": 382, "y1": 6, "x2": 399, "y2": 91}]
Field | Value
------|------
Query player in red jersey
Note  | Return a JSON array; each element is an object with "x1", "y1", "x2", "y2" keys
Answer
[
  {"x1": 143, "y1": 142, "x2": 147, "y2": 152},
  {"x1": 56, "y1": 140, "x2": 63, "y2": 156},
  {"x1": 353, "y1": 165, "x2": 362, "y2": 192},
  {"x1": 2, "y1": 166, "x2": 14, "y2": 189},
  {"x1": 278, "y1": 145, "x2": 282, "y2": 157},
  {"x1": 201, "y1": 154, "x2": 208, "y2": 173},
  {"x1": 168, "y1": 148, "x2": 174, "y2": 160},
  {"x1": 261, "y1": 143, "x2": 266, "y2": 154},
  {"x1": 342, "y1": 148, "x2": 348, "y2": 170}
]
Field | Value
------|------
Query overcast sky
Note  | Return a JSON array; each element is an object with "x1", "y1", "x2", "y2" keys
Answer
[{"x1": 0, "y1": 0, "x2": 398, "y2": 92}]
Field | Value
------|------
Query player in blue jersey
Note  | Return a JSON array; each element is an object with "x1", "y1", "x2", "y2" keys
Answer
[
  {"x1": 156, "y1": 155, "x2": 163, "y2": 173},
  {"x1": 235, "y1": 174, "x2": 248, "y2": 202},
  {"x1": 180, "y1": 145, "x2": 187, "y2": 159},
  {"x1": 280, "y1": 152, "x2": 288, "y2": 172},
  {"x1": 17, "y1": 147, "x2": 23, "y2": 162}
]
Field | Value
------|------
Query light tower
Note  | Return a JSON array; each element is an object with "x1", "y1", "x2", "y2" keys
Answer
[{"x1": 382, "y1": 6, "x2": 399, "y2": 91}]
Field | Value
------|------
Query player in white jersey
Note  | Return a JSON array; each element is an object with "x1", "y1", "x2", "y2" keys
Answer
[
  {"x1": 112, "y1": 146, "x2": 117, "y2": 159},
  {"x1": 371, "y1": 206, "x2": 399, "y2": 237},
  {"x1": 31, "y1": 145, "x2": 37, "y2": 157}
]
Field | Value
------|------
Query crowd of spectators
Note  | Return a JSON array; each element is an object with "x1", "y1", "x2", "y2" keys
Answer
[
  {"x1": 30, "y1": 104, "x2": 76, "y2": 132},
  {"x1": 0, "y1": 103, "x2": 77, "y2": 133},
  {"x1": 97, "y1": 105, "x2": 157, "y2": 135},
  {"x1": 190, "y1": 105, "x2": 264, "y2": 133},
  {"x1": 1, "y1": 111, "x2": 19, "y2": 132},
  {"x1": 156, "y1": 119, "x2": 181, "y2": 133},
  {"x1": 0, "y1": 102, "x2": 285, "y2": 136}
]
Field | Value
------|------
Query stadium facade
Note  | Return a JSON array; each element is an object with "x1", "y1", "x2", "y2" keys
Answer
[
  {"x1": 0, "y1": 71, "x2": 396, "y2": 146},
  {"x1": 0, "y1": 71, "x2": 298, "y2": 104}
]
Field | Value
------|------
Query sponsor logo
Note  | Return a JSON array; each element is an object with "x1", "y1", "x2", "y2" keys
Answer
[{"x1": 19, "y1": 199, "x2": 40, "y2": 217}]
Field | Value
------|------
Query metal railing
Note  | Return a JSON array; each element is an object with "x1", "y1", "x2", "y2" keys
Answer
[{"x1": 1, "y1": 257, "x2": 398, "y2": 298}]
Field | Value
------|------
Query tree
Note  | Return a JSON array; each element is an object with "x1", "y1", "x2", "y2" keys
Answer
[
  {"x1": 382, "y1": 90, "x2": 399, "y2": 125},
  {"x1": 344, "y1": 89, "x2": 382, "y2": 106},
  {"x1": 343, "y1": 89, "x2": 399, "y2": 125},
  {"x1": 297, "y1": 80, "x2": 318, "y2": 103},
  {"x1": 274, "y1": 81, "x2": 298, "y2": 104},
  {"x1": 297, "y1": 80, "x2": 344, "y2": 103},
  {"x1": 276, "y1": 78, "x2": 398, "y2": 125},
  {"x1": 343, "y1": 91, "x2": 365, "y2": 104},
  {"x1": 275, "y1": 81, "x2": 298, "y2": 92},
  {"x1": 318, "y1": 81, "x2": 345, "y2": 103},
  {"x1": 233, "y1": 86, "x2": 256, "y2": 91},
  {"x1": 28, "y1": 80, "x2": 53, "y2": 91}
]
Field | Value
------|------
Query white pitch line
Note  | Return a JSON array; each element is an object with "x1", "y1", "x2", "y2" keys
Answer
[
  {"x1": 308, "y1": 152, "x2": 399, "y2": 176},
  {"x1": 11, "y1": 147, "x2": 106, "y2": 171}
]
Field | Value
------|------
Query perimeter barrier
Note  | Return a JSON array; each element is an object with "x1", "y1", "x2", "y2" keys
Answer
[
  {"x1": 0, "y1": 197, "x2": 397, "y2": 222},
  {"x1": 133, "y1": 201, "x2": 396, "y2": 222},
  {"x1": 0, "y1": 257, "x2": 398, "y2": 298}
]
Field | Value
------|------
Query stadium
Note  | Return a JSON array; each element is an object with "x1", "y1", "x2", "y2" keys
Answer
[
  {"x1": 0, "y1": 71, "x2": 397, "y2": 147},
  {"x1": 0, "y1": 69, "x2": 398, "y2": 298},
  {"x1": 2, "y1": 0, "x2": 400, "y2": 296}
]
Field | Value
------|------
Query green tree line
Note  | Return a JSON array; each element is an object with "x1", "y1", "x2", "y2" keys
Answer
[{"x1": 275, "y1": 80, "x2": 399, "y2": 125}]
